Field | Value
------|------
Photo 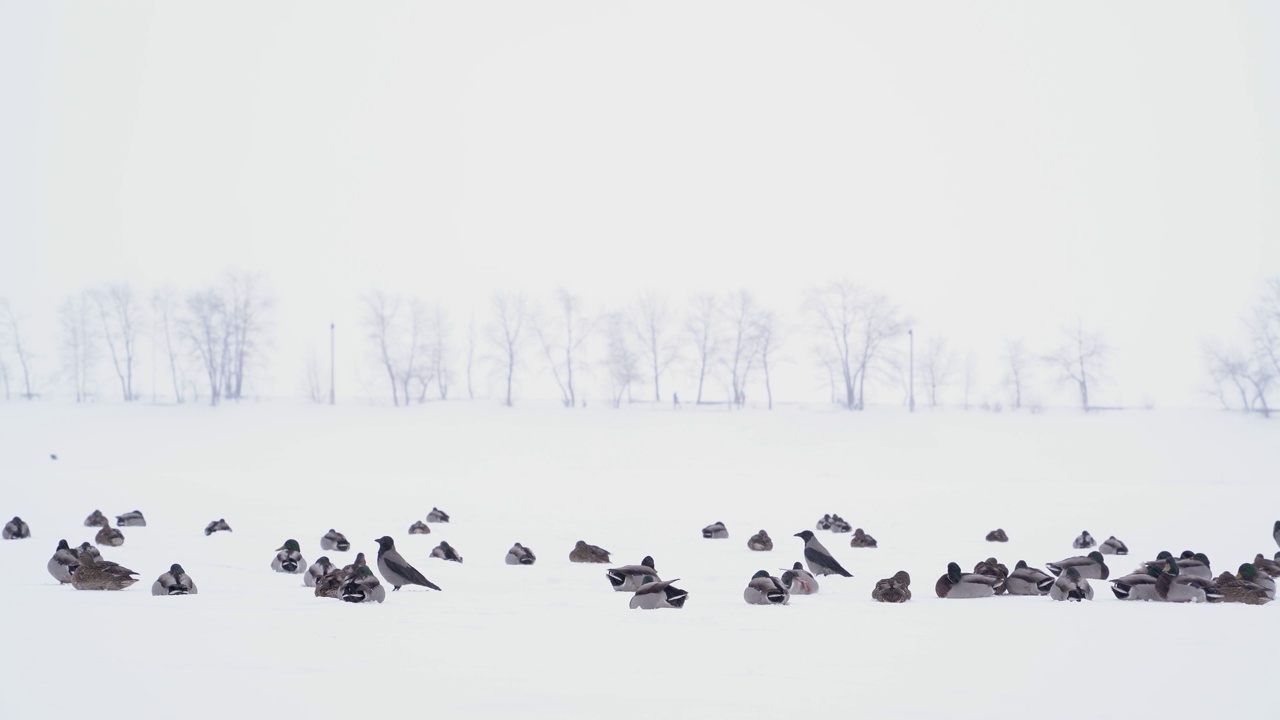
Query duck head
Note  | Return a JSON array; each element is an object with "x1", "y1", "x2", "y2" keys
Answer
[{"x1": 277, "y1": 539, "x2": 300, "y2": 553}]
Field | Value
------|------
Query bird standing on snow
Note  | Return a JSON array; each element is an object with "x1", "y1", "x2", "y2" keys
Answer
[
  {"x1": 780, "y1": 562, "x2": 819, "y2": 595},
  {"x1": 747, "y1": 530, "x2": 773, "y2": 551},
  {"x1": 152, "y1": 564, "x2": 197, "y2": 595},
  {"x1": 272, "y1": 539, "x2": 305, "y2": 573},
  {"x1": 2, "y1": 516, "x2": 30, "y2": 540},
  {"x1": 569, "y1": 540, "x2": 611, "y2": 563},
  {"x1": 375, "y1": 536, "x2": 442, "y2": 591},
  {"x1": 47, "y1": 539, "x2": 79, "y2": 583},
  {"x1": 341, "y1": 566, "x2": 386, "y2": 604},
  {"x1": 116, "y1": 510, "x2": 146, "y2": 527},
  {"x1": 1049, "y1": 567, "x2": 1093, "y2": 601},
  {"x1": 431, "y1": 541, "x2": 463, "y2": 563},
  {"x1": 794, "y1": 530, "x2": 852, "y2": 577},
  {"x1": 505, "y1": 543, "x2": 536, "y2": 565},
  {"x1": 935, "y1": 562, "x2": 999, "y2": 599},
  {"x1": 321, "y1": 529, "x2": 350, "y2": 552},
  {"x1": 744, "y1": 570, "x2": 790, "y2": 605},
  {"x1": 71, "y1": 551, "x2": 138, "y2": 591},
  {"x1": 702, "y1": 521, "x2": 728, "y2": 539},
  {"x1": 204, "y1": 519, "x2": 232, "y2": 536},
  {"x1": 630, "y1": 579, "x2": 687, "y2": 609},
  {"x1": 606, "y1": 556, "x2": 659, "y2": 592},
  {"x1": 1006, "y1": 560, "x2": 1053, "y2": 596},
  {"x1": 1099, "y1": 536, "x2": 1128, "y2": 555},
  {"x1": 871, "y1": 571, "x2": 912, "y2": 603}
]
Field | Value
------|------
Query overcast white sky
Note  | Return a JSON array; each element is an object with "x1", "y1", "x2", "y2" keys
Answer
[{"x1": 2, "y1": 1, "x2": 1278, "y2": 407}]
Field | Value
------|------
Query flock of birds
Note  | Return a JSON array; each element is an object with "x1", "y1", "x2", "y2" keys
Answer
[{"x1": 6, "y1": 509, "x2": 1280, "y2": 607}]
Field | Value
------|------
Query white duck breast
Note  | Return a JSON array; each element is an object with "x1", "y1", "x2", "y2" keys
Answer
[
  {"x1": 629, "y1": 579, "x2": 687, "y2": 609},
  {"x1": 607, "y1": 556, "x2": 659, "y2": 592}
]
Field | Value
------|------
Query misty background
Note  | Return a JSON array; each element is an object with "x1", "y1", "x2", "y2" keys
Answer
[{"x1": 2, "y1": 2, "x2": 1278, "y2": 408}]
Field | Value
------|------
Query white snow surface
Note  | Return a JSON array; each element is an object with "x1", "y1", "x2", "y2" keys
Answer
[{"x1": 2, "y1": 402, "x2": 1278, "y2": 718}]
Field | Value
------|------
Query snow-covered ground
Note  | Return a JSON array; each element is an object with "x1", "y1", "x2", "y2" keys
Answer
[{"x1": 2, "y1": 402, "x2": 1277, "y2": 718}]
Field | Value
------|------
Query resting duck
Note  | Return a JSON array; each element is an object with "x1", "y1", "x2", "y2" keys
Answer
[
  {"x1": 1215, "y1": 569, "x2": 1271, "y2": 605},
  {"x1": 973, "y1": 558, "x2": 1009, "y2": 594},
  {"x1": 780, "y1": 562, "x2": 819, "y2": 595},
  {"x1": 341, "y1": 566, "x2": 386, "y2": 604},
  {"x1": 408, "y1": 520, "x2": 431, "y2": 535},
  {"x1": 848, "y1": 528, "x2": 877, "y2": 548},
  {"x1": 569, "y1": 541, "x2": 611, "y2": 563},
  {"x1": 505, "y1": 543, "x2": 536, "y2": 565},
  {"x1": 1046, "y1": 552, "x2": 1109, "y2": 580},
  {"x1": 1154, "y1": 561, "x2": 1221, "y2": 603},
  {"x1": 116, "y1": 510, "x2": 146, "y2": 527},
  {"x1": 828, "y1": 515, "x2": 852, "y2": 533},
  {"x1": 702, "y1": 521, "x2": 728, "y2": 539},
  {"x1": 95, "y1": 521, "x2": 125, "y2": 547},
  {"x1": 47, "y1": 540, "x2": 79, "y2": 583},
  {"x1": 426, "y1": 507, "x2": 450, "y2": 523},
  {"x1": 1099, "y1": 535, "x2": 1128, "y2": 555},
  {"x1": 152, "y1": 564, "x2": 197, "y2": 595},
  {"x1": 1072, "y1": 530, "x2": 1095, "y2": 549},
  {"x1": 986, "y1": 528, "x2": 1008, "y2": 542},
  {"x1": 1006, "y1": 560, "x2": 1053, "y2": 596},
  {"x1": 629, "y1": 578, "x2": 688, "y2": 609},
  {"x1": 306, "y1": 557, "x2": 338, "y2": 588},
  {"x1": 71, "y1": 551, "x2": 138, "y2": 591},
  {"x1": 871, "y1": 571, "x2": 911, "y2": 603},
  {"x1": 747, "y1": 530, "x2": 773, "y2": 552},
  {"x1": 935, "y1": 562, "x2": 999, "y2": 599},
  {"x1": 430, "y1": 541, "x2": 463, "y2": 563},
  {"x1": 1049, "y1": 567, "x2": 1093, "y2": 601},
  {"x1": 606, "y1": 556, "x2": 659, "y2": 592},
  {"x1": 204, "y1": 519, "x2": 232, "y2": 536},
  {"x1": 271, "y1": 539, "x2": 305, "y2": 573},
  {"x1": 744, "y1": 570, "x2": 789, "y2": 605},
  {"x1": 84, "y1": 510, "x2": 107, "y2": 527},
  {"x1": 2, "y1": 516, "x2": 30, "y2": 540},
  {"x1": 321, "y1": 529, "x2": 350, "y2": 552}
]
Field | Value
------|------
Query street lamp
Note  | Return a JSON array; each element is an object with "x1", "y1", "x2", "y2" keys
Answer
[{"x1": 908, "y1": 328, "x2": 914, "y2": 413}]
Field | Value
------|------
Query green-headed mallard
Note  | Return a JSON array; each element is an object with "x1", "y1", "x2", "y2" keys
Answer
[
  {"x1": 341, "y1": 566, "x2": 386, "y2": 603},
  {"x1": 430, "y1": 541, "x2": 463, "y2": 563},
  {"x1": 1214, "y1": 570, "x2": 1271, "y2": 605},
  {"x1": 935, "y1": 562, "x2": 999, "y2": 599},
  {"x1": 1109, "y1": 567, "x2": 1162, "y2": 601},
  {"x1": 1235, "y1": 563, "x2": 1275, "y2": 599},
  {"x1": 340, "y1": 552, "x2": 368, "y2": 578},
  {"x1": 1046, "y1": 552, "x2": 1109, "y2": 580},
  {"x1": 152, "y1": 564, "x2": 197, "y2": 595},
  {"x1": 1155, "y1": 561, "x2": 1221, "y2": 603},
  {"x1": 1099, "y1": 535, "x2": 1128, "y2": 555},
  {"x1": 630, "y1": 578, "x2": 687, "y2": 609},
  {"x1": 569, "y1": 540, "x2": 611, "y2": 564},
  {"x1": 84, "y1": 510, "x2": 106, "y2": 527},
  {"x1": 780, "y1": 562, "x2": 819, "y2": 595},
  {"x1": 204, "y1": 518, "x2": 232, "y2": 536},
  {"x1": 871, "y1": 571, "x2": 911, "y2": 603},
  {"x1": 426, "y1": 507, "x2": 450, "y2": 523},
  {"x1": 271, "y1": 539, "x2": 305, "y2": 573},
  {"x1": 115, "y1": 510, "x2": 146, "y2": 527},
  {"x1": 71, "y1": 551, "x2": 138, "y2": 591},
  {"x1": 95, "y1": 521, "x2": 125, "y2": 547},
  {"x1": 794, "y1": 530, "x2": 853, "y2": 577},
  {"x1": 505, "y1": 543, "x2": 536, "y2": 565},
  {"x1": 973, "y1": 557, "x2": 1009, "y2": 594},
  {"x1": 606, "y1": 556, "x2": 659, "y2": 592},
  {"x1": 1007, "y1": 560, "x2": 1053, "y2": 596},
  {"x1": 1050, "y1": 567, "x2": 1093, "y2": 601},
  {"x1": 747, "y1": 530, "x2": 773, "y2": 551},
  {"x1": 849, "y1": 528, "x2": 877, "y2": 548},
  {"x1": 702, "y1": 521, "x2": 728, "y2": 539},
  {"x1": 47, "y1": 539, "x2": 79, "y2": 583},
  {"x1": 306, "y1": 556, "x2": 338, "y2": 588},
  {"x1": 408, "y1": 520, "x2": 431, "y2": 535},
  {"x1": 320, "y1": 529, "x2": 350, "y2": 552},
  {"x1": 375, "y1": 536, "x2": 442, "y2": 591},
  {"x1": 986, "y1": 528, "x2": 1009, "y2": 542},
  {"x1": 2, "y1": 516, "x2": 30, "y2": 540},
  {"x1": 744, "y1": 570, "x2": 789, "y2": 605}
]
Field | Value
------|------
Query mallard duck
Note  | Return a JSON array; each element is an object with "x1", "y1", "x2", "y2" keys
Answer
[
  {"x1": 1155, "y1": 561, "x2": 1221, "y2": 603},
  {"x1": 375, "y1": 536, "x2": 442, "y2": 591},
  {"x1": 430, "y1": 541, "x2": 463, "y2": 563},
  {"x1": 426, "y1": 507, "x2": 450, "y2": 523},
  {"x1": 702, "y1": 521, "x2": 728, "y2": 539},
  {"x1": 1235, "y1": 563, "x2": 1275, "y2": 599},
  {"x1": 780, "y1": 562, "x2": 819, "y2": 595},
  {"x1": 744, "y1": 570, "x2": 789, "y2": 605},
  {"x1": 152, "y1": 564, "x2": 197, "y2": 595},
  {"x1": 606, "y1": 556, "x2": 659, "y2": 592},
  {"x1": 320, "y1": 529, "x2": 350, "y2": 552},
  {"x1": 815, "y1": 514, "x2": 833, "y2": 531},
  {"x1": 2, "y1": 516, "x2": 30, "y2": 539},
  {"x1": 1072, "y1": 530, "x2": 1096, "y2": 549},
  {"x1": 1109, "y1": 567, "x2": 1162, "y2": 601},
  {"x1": 1253, "y1": 553, "x2": 1280, "y2": 578},
  {"x1": 204, "y1": 519, "x2": 232, "y2": 536},
  {"x1": 1214, "y1": 571, "x2": 1271, "y2": 605},
  {"x1": 1006, "y1": 560, "x2": 1053, "y2": 596},
  {"x1": 84, "y1": 510, "x2": 106, "y2": 527},
  {"x1": 76, "y1": 541, "x2": 101, "y2": 559},
  {"x1": 849, "y1": 528, "x2": 877, "y2": 548},
  {"x1": 116, "y1": 510, "x2": 146, "y2": 527},
  {"x1": 71, "y1": 551, "x2": 138, "y2": 591},
  {"x1": 1144, "y1": 553, "x2": 1212, "y2": 580},
  {"x1": 871, "y1": 571, "x2": 911, "y2": 603},
  {"x1": 973, "y1": 557, "x2": 1009, "y2": 594},
  {"x1": 47, "y1": 539, "x2": 79, "y2": 583},
  {"x1": 314, "y1": 570, "x2": 345, "y2": 599},
  {"x1": 986, "y1": 528, "x2": 1008, "y2": 542},
  {"x1": 505, "y1": 543, "x2": 536, "y2": 565},
  {"x1": 306, "y1": 556, "x2": 338, "y2": 588},
  {"x1": 935, "y1": 562, "x2": 999, "y2": 599},
  {"x1": 1046, "y1": 552, "x2": 1109, "y2": 580},
  {"x1": 408, "y1": 520, "x2": 431, "y2": 535},
  {"x1": 95, "y1": 521, "x2": 125, "y2": 547},
  {"x1": 828, "y1": 515, "x2": 852, "y2": 533},
  {"x1": 341, "y1": 566, "x2": 386, "y2": 603},
  {"x1": 341, "y1": 552, "x2": 368, "y2": 579},
  {"x1": 1050, "y1": 567, "x2": 1093, "y2": 601},
  {"x1": 747, "y1": 530, "x2": 773, "y2": 551},
  {"x1": 271, "y1": 539, "x2": 305, "y2": 573},
  {"x1": 569, "y1": 540, "x2": 611, "y2": 563},
  {"x1": 1099, "y1": 535, "x2": 1128, "y2": 555},
  {"x1": 795, "y1": 530, "x2": 853, "y2": 577},
  {"x1": 630, "y1": 578, "x2": 687, "y2": 609}
]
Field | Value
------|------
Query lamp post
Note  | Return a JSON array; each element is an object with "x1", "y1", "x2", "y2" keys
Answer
[
  {"x1": 329, "y1": 322, "x2": 336, "y2": 406},
  {"x1": 908, "y1": 328, "x2": 914, "y2": 413}
]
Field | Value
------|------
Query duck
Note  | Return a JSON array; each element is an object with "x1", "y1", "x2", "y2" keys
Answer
[
  {"x1": 320, "y1": 529, "x2": 350, "y2": 552},
  {"x1": 204, "y1": 519, "x2": 232, "y2": 536},
  {"x1": 1099, "y1": 535, "x2": 1128, "y2": 555},
  {"x1": 606, "y1": 556, "x2": 659, "y2": 592},
  {"x1": 2, "y1": 516, "x2": 30, "y2": 540},
  {"x1": 780, "y1": 562, "x2": 819, "y2": 595},
  {"x1": 505, "y1": 543, "x2": 536, "y2": 565},
  {"x1": 341, "y1": 566, "x2": 386, "y2": 604},
  {"x1": 1253, "y1": 553, "x2": 1280, "y2": 578},
  {"x1": 1049, "y1": 567, "x2": 1093, "y2": 601},
  {"x1": 815, "y1": 514, "x2": 832, "y2": 531},
  {"x1": 848, "y1": 528, "x2": 877, "y2": 548},
  {"x1": 871, "y1": 571, "x2": 911, "y2": 603},
  {"x1": 408, "y1": 520, "x2": 431, "y2": 535},
  {"x1": 1214, "y1": 570, "x2": 1271, "y2": 605},
  {"x1": 1072, "y1": 530, "x2": 1096, "y2": 549},
  {"x1": 116, "y1": 510, "x2": 146, "y2": 527},
  {"x1": 47, "y1": 539, "x2": 79, "y2": 584},
  {"x1": 95, "y1": 521, "x2": 125, "y2": 547},
  {"x1": 935, "y1": 562, "x2": 999, "y2": 599},
  {"x1": 314, "y1": 571, "x2": 345, "y2": 600},
  {"x1": 426, "y1": 507, "x2": 450, "y2": 523},
  {"x1": 1234, "y1": 563, "x2": 1275, "y2": 599},
  {"x1": 973, "y1": 557, "x2": 1009, "y2": 594},
  {"x1": 1144, "y1": 552, "x2": 1212, "y2": 580},
  {"x1": 1006, "y1": 560, "x2": 1053, "y2": 596},
  {"x1": 569, "y1": 540, "x2": 611, "y2": 563},
  {"x1": 430, "y1": 541, "x2": 463, "y2": 563},
  {"x1": 744, "y1": 570, "x2": 790, "y2": 605},
  {"x1": 84, "y1": 510, "x2": 107, "y2": 527},
  {"x1": 747, "y1": 530, "x2": 773, "y2": 551},
  {"x1": 75, "y1": 541, "x2": 101, "y2": 560},
  {"x1": 306, "y1": 557, "x2": 338, "y2": 588},
  {"x1": 1109, "y1": 567, "x2": 1163, "y2": 601},
  {"x1": 271, "y1": 539, "x2": 305, "y2": 573},
  {"x1": 986, "y1": 528, "x2": 1008, "y2": 542},
  {"x1": 828, "y1": 515, "x2": 852, "y2": 533},
  {"x1": 702, "y1": 521, "x2": 728, "y2": 539},
  {"x1": 341, "y1": 552, "x2": 369, "y2": 579},
  {"x1": 1046, "y1": 552, "x2": 1109, "y2": 580},
  {"x1": 629, "y1": 578, "x2": 688, "y2": 609},
  {"x1": 152, "y1": 564, "x2": 197, "y2": 595},
  {"x1": 71, "y1": 551, "x2": 139, "y2": 591},
  {"x1": 1155, "y1": 561, "x2": 1221, "y2": 603}
]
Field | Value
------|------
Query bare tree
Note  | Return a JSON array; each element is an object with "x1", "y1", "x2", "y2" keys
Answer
[
  {"x1": 804, "y1": 280, "x2": 905, "y2": 410},
  {"x1": 754, "y1": 311, "x2": 781, "y2": 410},
  {"x1": 398, "y1": 297, "x2": 430, "y2": 405},
  {"x1": 602, "y1": 312, "x2": 641, "y2": 408},
  {"x1": 361, "y1": 291, "x2": 431, "y2": 407},
  {"x1": 631, "y1": 291, "x2": 680, "y2": 402},
  {"x1": 91, "y1": 282, "x2": 142, "y2": 401},
  {"x1": 1, "y1": 299, "x2": 37, "y2": 400},
  {"x1": 304, "y1": 345, "x2": 325, "y2": 403},
  {"x1": 721, "y1": 290, "x2": 761, "y2": 407},
  {"x1": 962, "y1": 351, "x2": 977, "y2": 411},
  {"x1": 152, "y1": 287, "x2": 186, "y2": 403},
  {"x1": 183, "y1": 289, "x2": 229, "y2": 406},
  {"x1": 685, "y1": 294, "x2": 721, "y2": 404},
  {"x1": 920, "y1": 334, "x2": 955, "y2": 408},
  {"x1": 1204, "y1": 342, "x2": 1269, "y2": 415},
  {"x1": 1248, "y1": 278, "x2": 1280, "y2": 389},
  {"x1": 59, "y1": 293, "x2": 98, "y2": 402},
  {"x1": 489, "y1": 292, "x2": 529, "y2": 407},
  {"x1": 1044, "y1": 320, "x2": 1108, "y2": 410},
  {"x1": 1002, "y1": 339, "x2": 1031, "y2": 410},
  {"x1": 535, "y1": 288, "x2": 594, "y2": 408},
  {"x1": 0, "y1": 360, "x2": 8, "y2": 401},
  {"x1": 222, "y1": 270, "x2": 273, "y2": 401},
  {"x1": 428, "y1": 303, "x2": 451, "y2": 400},
  {"x1": 364, "y1": 291, "x2": 401, "y2": 406},
  {"x1": 465, "y1": 313, "x2": 477, "y2": 400}
]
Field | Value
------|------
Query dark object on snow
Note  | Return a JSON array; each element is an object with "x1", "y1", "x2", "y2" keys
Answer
[{"x1": 986, "y1": 528, "x2": 1008, "y2": 542}]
